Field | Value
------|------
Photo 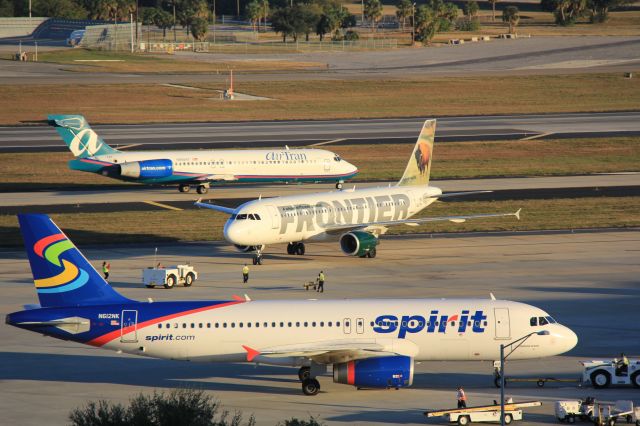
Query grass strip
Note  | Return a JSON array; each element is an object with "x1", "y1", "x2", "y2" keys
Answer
[
  {"x1": 0, "y1": 197, "x2": 637, "y2": 247},
  {"x1": 1, "y1": 73, "x2": 638, "y2": 125},
  {"x1": 1, "y1": 137, "x2": 637, "y2": 191}
]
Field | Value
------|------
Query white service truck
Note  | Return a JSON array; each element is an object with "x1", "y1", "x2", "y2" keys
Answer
[
  {"x1": 143, "y1": 265, "x2": 198, "y2": 289},
  {"x1": 581, "y1": 359, "x2": 640, "y2": 389}
]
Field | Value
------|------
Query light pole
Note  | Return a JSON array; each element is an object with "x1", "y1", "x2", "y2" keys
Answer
[
  {"x1": 499, "y1": 330, "x2": 549, "y2": 426},
  {"x1": 411, "y1": 2, "x2": 415, "y2": 45}
]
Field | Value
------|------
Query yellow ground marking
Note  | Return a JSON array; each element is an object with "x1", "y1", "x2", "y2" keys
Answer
[{"x1": 143, "y1": 201, "x2": 183, "y2": 211}]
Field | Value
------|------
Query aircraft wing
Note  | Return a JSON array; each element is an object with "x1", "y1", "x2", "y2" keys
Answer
[
  {"x1": 324, "y1": 209, "x2": 521, "y2": 234},
  {"x1": 194, "y1": 199, "x2": 235, "y2": 215},
  {"x1": 242, "y1": 339, "x2": 405, "y2": 364},
  {"x1": 202, "y1": 174, "x2": 238, "y2": 182}
]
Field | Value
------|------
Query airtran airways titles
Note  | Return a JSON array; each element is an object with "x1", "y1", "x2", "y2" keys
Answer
[
  {"x1": 265, "y1": 151, "x2": 308, "y2": 161},
  {"x1": 277, "y1": 193, "x2": 410, "y2": 234}
]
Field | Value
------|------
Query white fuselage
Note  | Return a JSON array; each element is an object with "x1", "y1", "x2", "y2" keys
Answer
[
  {"x1": 223, "y1": 184, "x2": 442, "y2": 246},
  {"x1": 94, "y1": 148, "x2": 357, "y2": 182},
  {"x1": 105, "y1": 299, "x2": 577, "y2": 365}
]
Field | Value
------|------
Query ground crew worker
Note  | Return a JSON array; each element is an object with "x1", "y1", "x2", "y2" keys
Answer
[
  {"x1": 102, "y1": 261, "x2": 110, "y2": 281},
  {"x1": 456, "y1": 386, "x2": 467, "y2": 409},
  {"x1": 317, "y1": 270, "x2": 325, "y2": 293},
  {"x1": 617, "y1": 352, "x2": 629, "y2": 375},
  {"x1": 242, "y1": 264, "x2": 249, "y2": 284}
]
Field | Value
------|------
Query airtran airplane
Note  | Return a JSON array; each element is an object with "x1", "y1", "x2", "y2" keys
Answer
[
  {"x1": 48, "y1": 115, "x2": 358, "y2": 194},
  {"x1": 196, "y1": 120, "x2": 520, "y2": 264},
  {"x1": 8, "y1": 214, "x2": 577, "y2": 395}
]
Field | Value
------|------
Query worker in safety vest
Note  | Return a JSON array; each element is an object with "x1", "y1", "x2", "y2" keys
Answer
[
  {"x1": 317, "y1": 271, "x2": 325, "y2": 293},
  {"x1": 102, "y1": 261, "x2": 110, "y2": 281},
  {"x1": 456, "y1": 386, "x2": 467, "y2": 408},
  {"x1": 242, "y1": 264, "x2": 249, "y2": 284},
  {"x1": 617, "y1": 353, "x2": 630, "y2": 375}
]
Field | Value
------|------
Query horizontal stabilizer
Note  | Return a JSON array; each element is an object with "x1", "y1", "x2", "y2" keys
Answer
[{"x1": 437, "y1": 190, "x2": 492, "y2": 199}]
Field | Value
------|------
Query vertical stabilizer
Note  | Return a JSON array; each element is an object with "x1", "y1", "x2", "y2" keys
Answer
[
  {"x1": 397, "y1": 119, "x2": 436, "y2": 187},
  {"x1": 48, "y1": 114, "x2": 120, "y2": 158},
  {"x1": 18, "y1": 214, "x2": 133, "y2": 308}
]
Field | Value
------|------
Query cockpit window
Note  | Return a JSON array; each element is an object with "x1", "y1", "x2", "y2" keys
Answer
[
  {"x1": 254, "y1": 214, "x2": 261, "y2": 220},
  {"x1": 236, "y1": 214, "x2": 247, "y2": 220},
  {"x1": 334, "y1": 155, "x2": 341, "y2": 162},
  {"x1": 546, "y1": 316, "x2": 557, "y2": 324},
  {"x1": 538, "y1": 317, "x2": 549, "y2": 326},
  {"x1": 530, "y1": 317, "x2": 537, "y2": 326},
  {"x1": 249, "y1": 214, "x2": 255, "y2": 220}
]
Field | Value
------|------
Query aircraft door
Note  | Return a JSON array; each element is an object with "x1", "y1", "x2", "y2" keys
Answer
[
  {"x1": 356, "y1": 318, "x2": 364, "y2": 334},
  {"x1": 494, "y1": 308, "x2": 511, "y2": 340},
  {"x1": 266, "y1": 205, "x2": 279, "y2": 230},
  {"x1": 343, "y1": 318, "x2": 352, "y2": 334},
  {"x1": 324, "y1": 158, "x2": 331, "y2": 172},
  {"x1": 120, "y1": 310, "x2": 138, "y2": 343}
]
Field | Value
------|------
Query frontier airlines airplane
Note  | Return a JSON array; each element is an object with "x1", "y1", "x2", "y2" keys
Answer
[
  {"x1": 48, "y1": 115, "x2": 358, "y2": 194},
  {"x1": 8, "y1": 214, "x2": 577, "y2": 395},
  {"x1": 196, "y1": 120, "x2": 520, "y2": 264}
]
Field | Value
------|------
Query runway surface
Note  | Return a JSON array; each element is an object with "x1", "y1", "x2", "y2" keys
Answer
[
  {"x1": 1, "y1": 231, "x2": 638, "y2": 425},
  {"x1": 2, "y1": 174, "x2": 638, "y2": 210},
  {"x1": 2, "y1": 112, "x2": 640, "y2": 152}
]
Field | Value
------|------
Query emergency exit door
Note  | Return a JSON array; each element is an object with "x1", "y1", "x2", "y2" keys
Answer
[
  {"x1": 494, "y1": 308, "x2": 511, "y2": 340},
  {"x1": 266, "y1": 205, "x2": 279, "y2": 229},
  {"x1": 120, "y1": 310, "x2": 138, "y2": 343}
]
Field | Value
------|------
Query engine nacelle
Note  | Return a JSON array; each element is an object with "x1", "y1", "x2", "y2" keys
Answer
[
  {"x1": 119, "y1": 159, "x2": 173, "y2": 179},
  {"x1": 339, "y1": 231, "x2": 378, "y2": 257},
  {"x1": 333, "y1": 356, "x2": 414, "y2": 389},
  {"x1": 233, "y1": 245, "x2": 265, "y2": 253}
]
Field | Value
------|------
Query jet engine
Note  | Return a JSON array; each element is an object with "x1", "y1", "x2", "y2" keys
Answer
[
  {"x1": 119, "y1": 159, "x2": 173, "y2": 179},
  {"x1": 339, "y1": 231, "x2": 378, "y2": 257},
  {"x1": 333, "y1": 355, "x2": 414, "y2": 389}
]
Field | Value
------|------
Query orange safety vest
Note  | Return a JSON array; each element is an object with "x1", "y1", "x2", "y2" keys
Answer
[{"x1": 457, "y1": 389, "x2": 466, "y2": 401}]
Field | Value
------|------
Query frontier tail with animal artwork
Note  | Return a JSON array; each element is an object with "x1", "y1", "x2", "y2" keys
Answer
[{"x1": 397, "y1": 119, "x2": 435, "y2": 187}]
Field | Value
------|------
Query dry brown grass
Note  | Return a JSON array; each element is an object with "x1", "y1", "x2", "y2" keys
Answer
[
  {"x1": 1, "y1": 137, "x2": 637, "y2": 191},
  {"x1": 1, "y1": 73, "x2": 638, "y2": 125},
  {"x1": 0, "y1": 197, "x2": 637, "y2": 246}
]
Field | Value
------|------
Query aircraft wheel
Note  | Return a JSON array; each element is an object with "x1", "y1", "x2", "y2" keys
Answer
[
  {"x1": 336, "y1": 182, "x2": 343, "y2": 190},
  {"x1": 253, "y1": 255, "x2": 263, "y2": 265},
  {"x1": 301, "y1": 378, "x2": 320, "y2": 396},
  {"x1": 631, "y1": 371, "x2": 640, "y2": 388},
  {"x1": 164, "y1": 275, "x2": 176, "y2": 289},
  {"x1": 196, "y1": 185, "x2": 208, "y2": 194},
  {"x1": 368, "y1": 248, "x2": 377, "y2": 258},
  {"x1": 287, "y1": 243, "x2": 295, "y2": 255},
  {"x1": 298, "y1": 366, "x2": 311, "y2": 382},
  {"x1": 184, "y1": 272, "x2": 195, "y2": 287},
  {"x1": 295, "y1": 243, "x2": 305, "y2": 256},
  {"x1": 504, "y1": 413, "x2": 513, "y2": 424},
  {"x1": 179, "y1": 184, "x2": 190, "y2": 193},
  {"x1": 457, "y1": 416, "x2": 470, "y2": 426}
]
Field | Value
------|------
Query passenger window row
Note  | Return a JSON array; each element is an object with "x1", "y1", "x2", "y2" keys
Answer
[{"x1": 157, "y1": 320, "x2": 343, "y2": 329}]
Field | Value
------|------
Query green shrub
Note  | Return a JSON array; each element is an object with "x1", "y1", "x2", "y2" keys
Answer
[
  {"x1": 277, "y1": 416, "x2": 325, "y2": 426},
  {"x1": 69, "y1": 388, "x2": 255, "y2": 426},
  {"x1": 457, "y1": 17, "x2": 481, "y2": 31}
]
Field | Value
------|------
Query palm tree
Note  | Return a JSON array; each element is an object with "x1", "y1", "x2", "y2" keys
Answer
[
  {"x1": 396, "y1": 0, "x2": 413, "y2": 30},
  {"x1": 488, "y1": 0, "x2": 499, "y2": 21},
  {"x1": 246, "y1": 0, "x2": 262, "y2": 31},
  {"x1": 364, "y1": 0, "x2": 383, "y2": 32},
  {"x1": 502, "y1": 5, "x2": 519, "y2": 33}
]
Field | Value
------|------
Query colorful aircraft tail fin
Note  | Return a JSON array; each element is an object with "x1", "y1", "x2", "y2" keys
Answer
[
  {"x1": 48, "y1": 114, "x2": 120, "y2": 158},
  {"x1": 397, "y1": 119, "x2": 436, "y2": 187},
  {"x1": 18, "y1": 214, "x2": 134, "y2": 308}
]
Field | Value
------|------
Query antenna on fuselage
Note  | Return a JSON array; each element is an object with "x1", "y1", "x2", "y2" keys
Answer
[{"x1": 285, "y1": 145, "x2": 289, "y2": 150}]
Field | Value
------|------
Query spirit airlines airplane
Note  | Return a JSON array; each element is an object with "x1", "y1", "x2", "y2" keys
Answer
[
  {"x1": 8, "y1": 214, "x2": 577, "y2": 396},
  {"x1": 48, "y1": 115, "x2": 358, "y2": 194},
  {"x1": 196, "y1": 120, "x2": 520, "y2": 264}
]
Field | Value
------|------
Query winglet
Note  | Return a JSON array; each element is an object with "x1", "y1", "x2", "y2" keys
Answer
[
  {"x1": 514, "y1": 208, "x2": 522, "y2": 220},
  {"x1": 242, "y1": 345, "x2": 261, "y2": 362},
  {"x1": 232, "y1": 294, "x2": 244, "y2": 302},
  {"x1": 244, "y1": 294, "x2": 251, "y2": 301}
]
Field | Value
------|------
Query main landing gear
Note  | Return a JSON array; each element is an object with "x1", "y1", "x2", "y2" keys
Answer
[
  {"x1": 298, "y1": 366, "x2": 320, "y2": 396},
  {"x1": 287, "y1": 242, "x2": 305, "y2": 256},
  {"x1": 336, "y1": 181, "x2": 344, "y2": 190},
  {"x1": 178, "y1": 184, "x2": 209, "y2": 194}
]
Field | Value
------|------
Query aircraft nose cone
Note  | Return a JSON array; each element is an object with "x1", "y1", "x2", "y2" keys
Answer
[
  {"x1": 563, "y1": 327, "x2": 578, "y2": 352},
  {"x1": 224, "y1": 222, "x2": 250, "y2": 245}
]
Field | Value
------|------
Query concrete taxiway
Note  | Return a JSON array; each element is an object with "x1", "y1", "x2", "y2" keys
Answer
[
  {"x1": 1, "y1": 174, "x2": 638, "y2": 209},
  {"x1": 2, "y1": 112, "x2": 640, "y2": 152},
  {"x1": 1, "y1": 230, "x2": 639, "y2": 425}
]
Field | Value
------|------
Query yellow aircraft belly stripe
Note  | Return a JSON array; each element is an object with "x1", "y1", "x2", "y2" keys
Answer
[
  {"x1": 143, "y1": 201, "x2": 183, "y2": 211},
  {"x1": 35, "y1": 259, "x2": 79, "y2": 288}
]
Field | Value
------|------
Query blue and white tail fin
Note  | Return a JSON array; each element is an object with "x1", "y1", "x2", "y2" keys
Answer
[
  {"x1": 48, "y1": 114, "x2": 120, "y2": 158},
  {"x1": 18, "y1": 214, "x2": 133, "y2": 308},
  {"x1": 397, "y1": 119, "x2": 436, "y2": 187}
]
